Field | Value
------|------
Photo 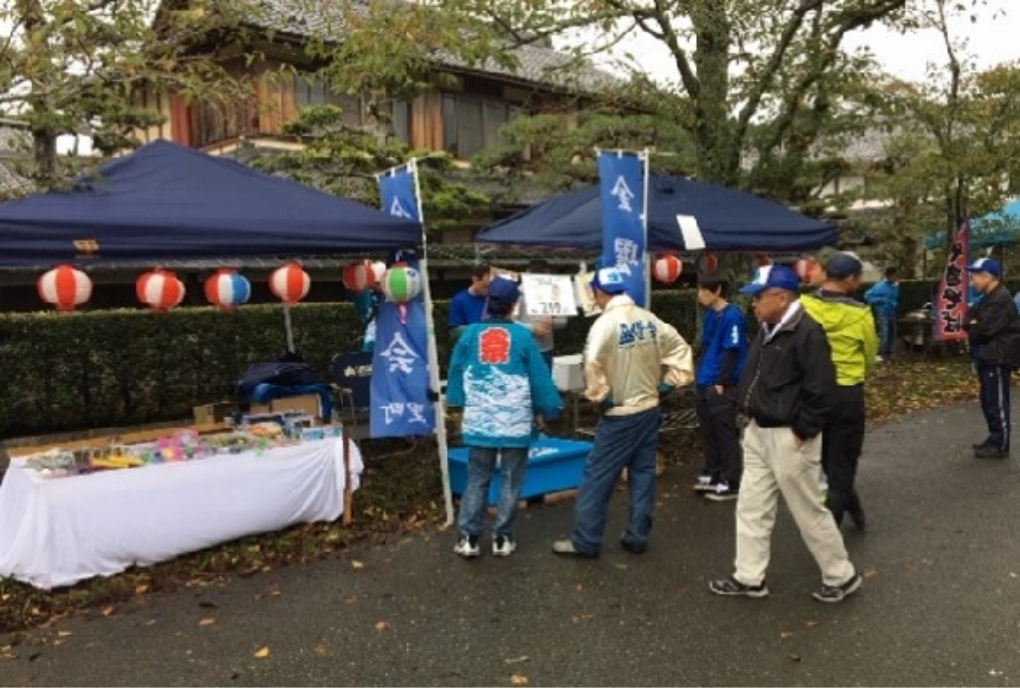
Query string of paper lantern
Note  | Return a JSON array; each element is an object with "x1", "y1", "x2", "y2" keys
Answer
[
  {"x1": 37, "y1": 264, "x2": 92, "y2": 312},
  {"x1": 136, "y1": 269, "x2": 185, "y2": 312},
  {"x1": 652, "y1": 254, "x2": 682, "y2": 284},
  {"x1": 381, "y1": 263, "x2": 422, "y2": 323},
  {"x1": 204, "y1": 269, "x2": 251, "y2": 310}
]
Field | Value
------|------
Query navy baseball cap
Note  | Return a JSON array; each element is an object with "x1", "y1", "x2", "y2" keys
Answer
[
  {"x1": 824, "y1": 252, "x2": 864, "y2": 280},
  {"x1": 968, "y1": 257, "x2": 1002, "y2": 278},
  {"x1": 590, "y1": 266, "x2": 628, "y2": 295},
  {"x1": 739, "y1": 265, "x2": 801, "y2": 295},
  {"x1": 487, "y1": 276, "x2": 521, "y2": 305}
]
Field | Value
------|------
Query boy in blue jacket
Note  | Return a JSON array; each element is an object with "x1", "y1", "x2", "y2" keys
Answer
[
  {"x1": 864, "y1": 267, "x2": 899, "y2": 360},
  {"x1": 446, "y1": 277, "x2": 563, "y2": 557},
  {"x1": 694, "y1": 273, "x2": 748, "y2": 501}
]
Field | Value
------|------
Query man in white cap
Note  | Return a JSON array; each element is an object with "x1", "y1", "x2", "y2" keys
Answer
[
  {"x1": 552, "y1": 266, "x2": 694, "y2": 557},
  {"x1": 709, "y1": 264, "x2": 862, "y2": 603},
  {"x1": 964, "y1": 258, "x2": 1019, "y2": 459}
]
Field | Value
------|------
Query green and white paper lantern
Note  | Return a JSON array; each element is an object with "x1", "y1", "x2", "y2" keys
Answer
[{"x1": 381, "y1": 264, "x2": 422, "y2": 321}]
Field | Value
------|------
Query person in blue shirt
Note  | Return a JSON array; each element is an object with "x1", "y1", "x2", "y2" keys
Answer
[
  {"x1": 351, "y1": 286, "x2": 381, "y2": 352},
  {"x1": 693, "y1": 273, "x2": 748, "y2": 501},
  {"x1": 446, "y1": 276, "x2": 563, "y2": 558},
  {"x1": 864, "y1": 267, "x2": 900, "y2": 361},
  {"x1": 448, "y1": 264, "x2": 491, "y2": 342}
]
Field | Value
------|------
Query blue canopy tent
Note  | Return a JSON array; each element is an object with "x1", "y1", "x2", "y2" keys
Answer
[
  {"x1": 476, "y1": 174, "x2": 838, "y2": 252},
  {"x1": 922, "y1": 199, "x2": 1020, "y2": 251},
  {"x1": 0, "y1": 139, "x2": 422, "y2": 267}
]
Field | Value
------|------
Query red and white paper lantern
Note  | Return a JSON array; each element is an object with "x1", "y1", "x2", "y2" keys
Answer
[
  {"x1": 793, "y1": 259, "x2": 820, "y2": 283},
  {"x1": 269, "y1": 262, "x2": 310, "y2": 304},
  {"x1": 37, "y1": 264, "x2": 92, "y2": 311},
  {"x1": 697, "y1": 252, "x2": 719, "y2": 274},
  {"x1": 204, "y1": 269, "x2": 251, "y2": 310},
  {"x1": 342, "y1": 259, "x2": 379, "y2": 293},
  {"x1": 652, "y1": 254, "x2": 682, "y2": 284},
  {"x1": 136, "y1": 269, "x2": 185, "y2": 312}
]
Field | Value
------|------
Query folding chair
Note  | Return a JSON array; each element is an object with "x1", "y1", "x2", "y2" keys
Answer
[{"x1": 330, "y1": 351, "x2": 373, "y2": 441}]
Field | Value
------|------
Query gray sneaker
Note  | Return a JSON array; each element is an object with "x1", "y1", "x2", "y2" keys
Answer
[
  {"x1": 453, "y1": 534, "x2": 480, "y2": 558},
  {"x1": 812, "y1": 574, "x2": 862, "y2": 603},
  {"x1": 492, "y1": 535, "x2": 517, "y2": 557},
  {"x1": 551, "y1": 539, "x2": 598, "y2": 558},
  {"x1": 708, "y1": 576, "x2": 769, "y2": 598}
]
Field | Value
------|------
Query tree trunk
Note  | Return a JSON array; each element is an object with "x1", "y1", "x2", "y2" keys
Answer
[{"x1": 691, "y1": 1, "x2": 737, "y2": 185}]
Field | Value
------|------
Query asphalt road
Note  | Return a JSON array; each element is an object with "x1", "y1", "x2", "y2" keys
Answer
[{"x1": 3, "y1": 399, "x2": 1020, "y2": 687}]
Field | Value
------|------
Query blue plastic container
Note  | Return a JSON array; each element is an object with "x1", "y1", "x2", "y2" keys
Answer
[{"x1": 448, "y1": 437, "x2": 592, "y2": 505}]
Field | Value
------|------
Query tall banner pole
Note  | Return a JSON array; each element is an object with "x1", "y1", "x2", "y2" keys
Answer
[
  {"x1": 641, "y1": 148, "x2": 651, "y2": 309},
  {"x1": 409, "y1": 159, "x2": 455, "y2": 526}
]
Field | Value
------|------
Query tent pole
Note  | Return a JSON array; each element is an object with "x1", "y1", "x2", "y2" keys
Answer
[
  {"x1": 410, "y1": 160, "x2": 455, "y2": 526},
  {"x1": 641, "y1": 149, "x2": 651, "y2": 309}
]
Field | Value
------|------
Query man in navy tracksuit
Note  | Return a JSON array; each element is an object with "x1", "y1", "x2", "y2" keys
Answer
[
  {"x1": 964, "y1": 258, "x2": 1020, "y2": 459},
  {"x1": 694, "y1": 273, "x2": 748, "y2": 501}
]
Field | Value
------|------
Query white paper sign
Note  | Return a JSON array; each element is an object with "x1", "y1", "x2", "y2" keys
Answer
[
  {"x1": 677, "y1": 214, "x2": 706, "y2": 251},
  {"x1": 572, "y1": 272, "x2": 600, "y2": 317},
  {"x1": 521, "y1": 273, "x2": 578, "y2": 317}
]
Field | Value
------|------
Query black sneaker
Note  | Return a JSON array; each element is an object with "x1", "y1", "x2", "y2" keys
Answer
[
  {"x1": 620, "y1": 537, "x2": 647, "y2": 555},
  {"x1": 492, "y1": 535, "x2": 517, "y2": 557},
  {"x1": 708, "y1": 575, "x2": 769, "y2": 598},
  {"x1": 847, "y1": 503, "x2": 867, "y2": 532},
  {"x1": 812, "y1": 573, "x2": 862, "y2": 603},
  {"x1": 972, "y1": 439, "x2": 991, "y2": 450},
  {"x1": 975, "y1": 445, "x2": 1009, "y2": 459},
  {"x1": 704, "y1": 482, "x2": 739, "y2": 502}
]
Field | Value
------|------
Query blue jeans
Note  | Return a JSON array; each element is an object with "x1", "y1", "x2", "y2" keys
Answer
[
  {"x1": 877, "y1": 314, "x2": 896, "y2": 357},
  {"x1": 456, "y1": 446, "x2": 529, "y2": 538},
  {"x1": 571, "y1": 407, "x2": 662, "y2": 554}
]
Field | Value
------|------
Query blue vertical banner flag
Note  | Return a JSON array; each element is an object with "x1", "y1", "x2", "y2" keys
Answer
[
  {"x1": 372, "y1": 166, "x2": 435, "y2": 438},
  {"x1": 597, "y1": 150, "x2": 649, "y2": 307}
]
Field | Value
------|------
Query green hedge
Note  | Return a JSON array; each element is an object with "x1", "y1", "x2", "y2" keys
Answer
[{"x1": 0, "y1": 280, "x2": 966, "y2": 438}]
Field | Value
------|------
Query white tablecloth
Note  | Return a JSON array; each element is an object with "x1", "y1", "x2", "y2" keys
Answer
[{"x1": 0, "y1": 438, "x2": 363, "y2": 589}]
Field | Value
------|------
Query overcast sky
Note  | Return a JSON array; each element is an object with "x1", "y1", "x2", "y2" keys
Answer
[{"x1": 589, "y1": 0, "x2": 1017, "y2": 87}]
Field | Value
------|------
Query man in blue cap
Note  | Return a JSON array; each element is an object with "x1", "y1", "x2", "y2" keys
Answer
[
  {"x1": 552, "y1": 266, "x2": 694, "y2": 557},
  {"x1": 964, "y1": 258, "x2": 1019, "y2": 459},
  {"x1": 709, "y1": 265, "x2": 862, "y2": 603}
]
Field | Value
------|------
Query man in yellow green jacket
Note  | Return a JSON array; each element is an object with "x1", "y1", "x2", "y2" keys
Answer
[{"x1": 801, "y1": 252, "x2": 878, "y2": 531}]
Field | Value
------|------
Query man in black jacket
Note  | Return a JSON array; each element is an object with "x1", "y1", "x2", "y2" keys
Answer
[
  {"x1": 964, "y1": 258, "x2": 1018, "y2": 459},
  {"x1": 709, "y1": 265, "x2": 862, "y2": 603}
]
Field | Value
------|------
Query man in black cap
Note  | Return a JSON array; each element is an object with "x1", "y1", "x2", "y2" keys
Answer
[
  {"x1": 964, "y1": 258, "x2": 1020, "y2": 459},
  {"x1": 801, "y1": 252, "x2": 877, "y2": 530}
]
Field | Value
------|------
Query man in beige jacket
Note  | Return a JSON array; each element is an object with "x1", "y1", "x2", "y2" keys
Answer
[{"x1": 553, "y1": 266, "x2": 694, "y2": 557}]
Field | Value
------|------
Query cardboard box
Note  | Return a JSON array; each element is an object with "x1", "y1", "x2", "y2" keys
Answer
[
  {"x1": 193, "y1": 401, "x2": 235, "y2": 426},
  {"x1": 552, "y1": 354, "x2": 585, "y2": 392},
  {"x1": 267, "y1": 393, "x2": 322, "y2": 421}
]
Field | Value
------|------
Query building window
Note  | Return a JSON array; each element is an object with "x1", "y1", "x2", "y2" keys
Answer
[
  {"x1": 442, "y1": 94, "x2": 522, "y2": 158},
  {"x1": 392, "y1": 101, "x2": 410, "y2": 144},
  {"x1": 294, "y1": 74, "x2": 363, "y2": 128}
]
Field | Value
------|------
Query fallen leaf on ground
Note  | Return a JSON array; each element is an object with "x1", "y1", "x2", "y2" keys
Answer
[
  {"x1": 375, "y1": 621, "x2": 388, "y2": 633},
  {"x1": 788, "y1": 654, "x2": 802, "y2": 662},
  {"x1": 314, "y1": 644, "x2": 327, "y2": 656},
  {"x1": 198, "y1": 618, "x2": 216, "y2": 627},
  {"x1": 1, "y1": 594, "x2": 10, "y2": 602},
  {"x1": 135, "y1": 584, "x2": 149, "y2": 595},
  {"x1": 351, "y1": 560, "x2": 364, "y2": 569},
  {"x1": 57, "y1": 631, "x2": 72, "y2": 638},
  {"x1": 101, "y1": 606, "x2": 115, "y2": 617},
  {"x1": 805, "y1": 620, "x2": 819, "y2": 628},
  {"x1": 504, "y1": 656, "x2": 529, "y2": 665},
  {"x1": 253, "y1": 647, "x2": 270, "y2": 659},
  {"x1": 863, "y1": 567, "x2": 879, "y2": 579},
  {"x1": 198, "y1": 601, "x2": 218, "y2": 609},
  {"x1": 780, "y1": 631, "x2": 794, "y2": 639},
  {"x1": 510, "y1": 674, "x2": 529, "y2": 686}
]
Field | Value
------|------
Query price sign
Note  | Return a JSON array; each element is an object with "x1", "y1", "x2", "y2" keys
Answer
[{"x1": 521, "y1": 273, "x2": 578, "y2": 317}]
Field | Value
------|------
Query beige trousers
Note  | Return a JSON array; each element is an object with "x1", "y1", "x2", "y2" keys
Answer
[{"x1": 734, "y1": 421, "x2": 856, "y2": 588}]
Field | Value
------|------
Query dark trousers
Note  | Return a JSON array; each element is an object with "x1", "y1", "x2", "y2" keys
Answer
[
  {"x1": 978, "y1": 363, "x2": 1012, "y2": 450},
  {"x1": 822, "y1": 384, "x2": 866, "y2": 527},
  {"x1": 695, "y1": 386, "x2": 742, "y2": 487}
]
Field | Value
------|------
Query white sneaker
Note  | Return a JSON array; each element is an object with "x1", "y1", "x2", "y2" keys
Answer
[
  {"x1": 453, "y1": 535, "x2": 480, "y2": 558},
  {"x1": 492, "y1": 536, "x2": 517, "y2": 557}
]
